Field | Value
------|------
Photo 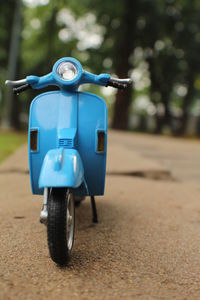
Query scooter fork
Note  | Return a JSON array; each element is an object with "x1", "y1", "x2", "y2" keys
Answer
[{"x1": 40, "y1": 187, "x2": 49, "y2": 224}]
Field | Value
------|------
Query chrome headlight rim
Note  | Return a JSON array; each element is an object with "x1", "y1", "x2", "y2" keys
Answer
[
  {"x1": 52, "y1": 57, "x2": 82, "y2": 85},
  {"x1": 56, "y1": 61, "x2": 78, "y2": 81}
]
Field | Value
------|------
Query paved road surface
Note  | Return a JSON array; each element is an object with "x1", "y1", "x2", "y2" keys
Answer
[{"x1": 1, "y1": 131, "x2": 200, "y2": 299}]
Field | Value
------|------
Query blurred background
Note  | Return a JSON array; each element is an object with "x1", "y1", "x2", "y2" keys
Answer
[{"x1": 1, "y1": 0, "x2": 200, "y2": 136}]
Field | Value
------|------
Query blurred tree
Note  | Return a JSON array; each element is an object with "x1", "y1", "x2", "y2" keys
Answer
[
  {"x1": 139, "y1": 0, "x2": 200, "y2": 135},
  {"x1": 93, "y1": 0, "x2": 137, "y2": 129},
  {"x1": 1, "y1": 0, "x2": 200, "y2": 135},
  {"x1": 173, "y1": 0, "x2": 200, "y2": 135},
  {"x1": 19, "y1": 1, "x2": 78, "y2": 117},
  {"x1": 112, "y1": 0, "x2": 136, "y2": 129},
  {"x1": 2, "y1": 0, "x2": 22, "y2": 129},
  {"x1": 137, "y1": 0, "x2": 180, "y2": 133},
  {"x1": 65, "y1": 0, "x2": 136, "y2": 129},
  {"x1": 0, "y1": 0, "x2": 17, "y2": 121}
]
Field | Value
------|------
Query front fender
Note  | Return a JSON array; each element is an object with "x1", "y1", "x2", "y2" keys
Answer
[{"x1": 39, "y1": 148, "x2": 84, "y2": 188}]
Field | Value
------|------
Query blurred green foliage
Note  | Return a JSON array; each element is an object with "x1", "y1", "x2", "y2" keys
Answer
[
  {"x1": 0, "y1": 131, "x2": 26, "y2": 163},
  {"x1": 1, "y1": 0, "x2": 200, "y2": 135}
]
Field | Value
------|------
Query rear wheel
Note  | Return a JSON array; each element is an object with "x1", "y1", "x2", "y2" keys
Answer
[{"x1": 47, "y1": 188, "x2": 75, "y2": 266}]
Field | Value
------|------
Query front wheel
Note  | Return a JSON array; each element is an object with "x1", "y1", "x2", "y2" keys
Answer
[{"x1": 47, "y1": 188, "x2": 75, "y2": 266}]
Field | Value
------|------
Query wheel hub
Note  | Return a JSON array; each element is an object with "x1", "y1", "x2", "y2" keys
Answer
[{"x1": 66, "y1": 191, "x2": 74, "y2": 251}]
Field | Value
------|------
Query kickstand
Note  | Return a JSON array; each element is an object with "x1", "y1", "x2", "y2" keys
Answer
[{"x1": 90, "y1": 196, "x2": 98, "y2": 223}]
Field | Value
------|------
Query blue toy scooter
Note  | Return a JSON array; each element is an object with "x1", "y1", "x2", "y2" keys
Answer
[{"x1": 6, "y1": 57, "x2": 131, "y2": 266}]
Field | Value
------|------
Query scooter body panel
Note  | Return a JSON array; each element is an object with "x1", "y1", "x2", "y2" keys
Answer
[
  {"x1": 28, "y1": 90, "x2": 107, "y2": 196},
  {"x1": 39, "y1": 148, "x2": 84, "y2": 189},
  {"x1": 77, "y1": 91, "x2": 107, "y2": 196}
]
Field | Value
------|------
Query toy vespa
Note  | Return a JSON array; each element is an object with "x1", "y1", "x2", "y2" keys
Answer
[{"x1": 6, "y1": 57, "x2": 131, "y2": 266}]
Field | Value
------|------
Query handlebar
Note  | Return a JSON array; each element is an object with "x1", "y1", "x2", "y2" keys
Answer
[
  {"x1": 5, "y1": 79, "x2": 27, "y2": 87},
  {"x1": 5, "y1": 75, "x2": 132, "y2": 94},
  {"x1": 5, "y1": 79, "x2": 31, "y2": 95},
  {"x1": 106, "y1": 77, "x2": 132, "y2": 90}
]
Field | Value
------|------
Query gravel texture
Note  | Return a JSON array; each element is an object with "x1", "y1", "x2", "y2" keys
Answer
[{"x1": 1, "y1": 131, "x2": 200, "y2": 299}]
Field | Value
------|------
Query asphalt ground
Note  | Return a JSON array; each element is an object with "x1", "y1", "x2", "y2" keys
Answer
[{"x1": 1, "y1": 131, "x2": 200, "y2": 299}]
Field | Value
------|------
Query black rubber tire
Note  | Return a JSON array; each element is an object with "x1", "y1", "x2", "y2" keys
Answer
[{"x1": 47, "y1": 188, "x2": 75, "y2": 266}]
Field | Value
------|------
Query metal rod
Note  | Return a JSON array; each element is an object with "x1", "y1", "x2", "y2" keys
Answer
[
  {"x1": 40, "y1": 188, "x2": 48, "y2": 224},
  {"x1": 90, "y1": 196, "x2": 98, "y2": 223}
]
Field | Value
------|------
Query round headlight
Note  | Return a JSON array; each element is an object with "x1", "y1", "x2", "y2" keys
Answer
[{"x1": 57, "y1": 62, "x2": 78, "y2": 81}]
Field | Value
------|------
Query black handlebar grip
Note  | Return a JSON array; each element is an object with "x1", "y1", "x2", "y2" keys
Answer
[
  {"x1": 107, "y1": 78, "x2": 132, "y2": 90},
  {"x1": 107, "y1": 80, "x2": 126, "y2": 90},
  {"x1": 13, "y1": 83, "x2": 31, "y2": 95}
]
